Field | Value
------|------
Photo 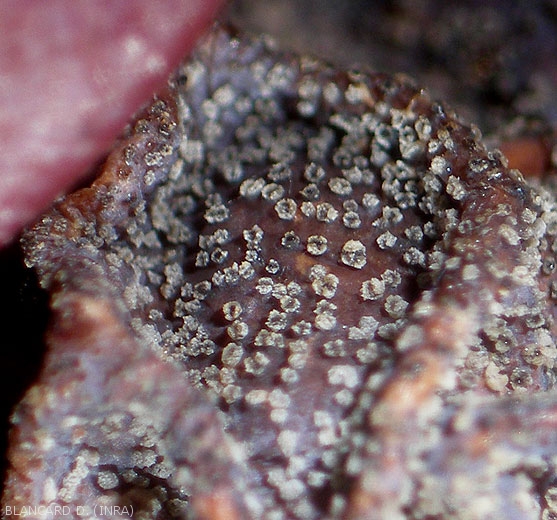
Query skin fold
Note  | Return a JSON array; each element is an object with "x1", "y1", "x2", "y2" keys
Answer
[{"x1": 0, "y1": 0, "x2": 225, "y2": 247}]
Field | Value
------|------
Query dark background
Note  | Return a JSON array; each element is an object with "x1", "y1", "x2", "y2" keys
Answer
[{"x1": 226, "y1": 0, "x2": 557, "y2": 140}]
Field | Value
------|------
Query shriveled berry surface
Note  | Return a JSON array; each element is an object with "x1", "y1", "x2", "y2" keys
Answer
[
  {"x1": 229, "y1": 0, "x2": 557, "y2": 135},
  {"x1": 4, "y1": 17, "x2": 557, "y2": 520},
  {"x1": 229, "y1": 0, "x2": 557, "y2": 179}
]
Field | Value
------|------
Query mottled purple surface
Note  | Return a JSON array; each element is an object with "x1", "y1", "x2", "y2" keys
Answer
[{"x1": 4, "y1": 24, "x2": 557, "y2": 519}]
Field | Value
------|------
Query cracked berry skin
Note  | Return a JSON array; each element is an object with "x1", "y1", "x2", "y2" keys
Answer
[{"x1": 6, "y1": 25, "x2": 557, "y2": 520}]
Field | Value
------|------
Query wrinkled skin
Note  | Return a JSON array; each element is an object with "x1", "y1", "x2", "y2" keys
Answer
[
  {"x1": 4, "y1": 24, "x2": 557, "y2": 520},
  {"x1": 5, "y1": 3, "x2": 557, "y2": 520}
]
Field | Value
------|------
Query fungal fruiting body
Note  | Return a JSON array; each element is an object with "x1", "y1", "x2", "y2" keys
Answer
[{"x1": 5, "y1": 26, "x2": 557, "y2": 519}]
